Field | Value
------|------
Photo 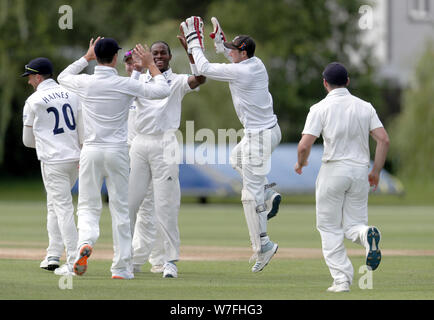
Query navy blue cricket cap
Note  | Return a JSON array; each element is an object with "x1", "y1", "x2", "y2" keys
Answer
[
  {"x1": 224, "y1": 35, "x2": 256, "y2": 57},
  {"x1": 322, "y1": 62, "x2": 348, "y2": 86},
  {"x1": 94, "y1": 38, "x2": 122, "y2": 59},
  {"x1": 21, "y1": 57, "x2": 53, "y2": 77}
]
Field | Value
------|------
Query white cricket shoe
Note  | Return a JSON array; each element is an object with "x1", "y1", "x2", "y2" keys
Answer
[
  {"x1": 251, "y1": 242, "x2": 278, "y2": 273},
  {"x1": 112, "y1": 270, "x2": 134, "y2": 280},
  {"x1": 264, "y1": 186, "x2": 281, "y2": 220},
  {"x1": 327, "y1": 281, "x2": 350, "y2": 292},
  {"x1": 163, "y1": 262, "x2": 178, "y2": 278},
  {"x1": 40, "y1": 256, "x2": 60, "y2": 271},
  {"x1": 54, "y1": 264, "x2": 75, "y2": 276},
  {"x1": 150, "y1": 264, "x2": 164, "y2": 273}
]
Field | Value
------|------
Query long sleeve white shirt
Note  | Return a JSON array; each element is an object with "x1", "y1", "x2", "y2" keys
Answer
[
  {"x1": 192, "y1": 48, "x2": 277, "y2": 131},
  {"x1": 58, "y1": 57, "x2": 170, "y2": 147}
]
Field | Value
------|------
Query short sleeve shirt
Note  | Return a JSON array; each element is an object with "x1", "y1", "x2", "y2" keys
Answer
[{"x1": 302, "y1": 88, "x2": 383, "y2": 166}]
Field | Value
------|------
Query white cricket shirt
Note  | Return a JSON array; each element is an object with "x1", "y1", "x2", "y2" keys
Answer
[
  {"x1": 302, "y1": 88, "x2": 383, "y2": 166},
  {"x1": 192, "y1": 48, "x2": 277, "y2": 131},
  {"x1": 58, "y1": 57, "x2": 170, "y2": 147},
  {"x1": 133, "y1": 68, "x2": 197, "y2": 135},
  {"x1": 23, "y1": 79, "x2": 81, "y2": 163},
  {"x1": 127, "y1": 103, "x2": 137, "y2": 146}
]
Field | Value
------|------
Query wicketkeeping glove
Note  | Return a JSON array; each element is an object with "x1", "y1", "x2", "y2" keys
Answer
[
  {"x1": 209, "y1": 17, "x2": 227, "y2": 54},
  {"x1": 180, "y1": 16, "x2": 204, "y2": 54}
]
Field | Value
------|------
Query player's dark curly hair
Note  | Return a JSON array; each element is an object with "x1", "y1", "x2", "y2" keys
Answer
[{"x1": 150, "y1": 41, "x2": 172, "y2": 55}]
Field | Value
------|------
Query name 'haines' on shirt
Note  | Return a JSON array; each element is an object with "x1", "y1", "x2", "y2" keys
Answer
[{"x1": 40, "y1": 91, "x2": 70, "y2": 104}]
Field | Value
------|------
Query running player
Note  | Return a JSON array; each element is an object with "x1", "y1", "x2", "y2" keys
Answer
[{"x1": 295, "y1": 62, "x2": 389, "y2": 292}]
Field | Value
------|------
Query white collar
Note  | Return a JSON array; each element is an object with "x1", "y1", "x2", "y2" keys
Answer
[
  {"x1": 146, "y1": 68, "x2": 172, "y2": 79},
  {"x1": 37, "y1": 79, "x2": 57, "y2": 91},
  {"x1": 326, "y1": 88, "x2": 350, "y2": 97},
  {"x1": 239, "y1": 56, "x2": 256, "y2": 65},
  {"x1": 94, "y1": 65, "x2": 118, "y2": 75}
]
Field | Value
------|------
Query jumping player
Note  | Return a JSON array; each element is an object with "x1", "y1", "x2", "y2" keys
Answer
[{"x1": 181, "y1": 17, "x2": 282, "y2": 273}]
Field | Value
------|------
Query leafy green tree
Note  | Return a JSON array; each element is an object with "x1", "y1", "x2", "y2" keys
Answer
[
  {"x1": 205, "y1": 0, "x2": 383, "y2": 141},
  {"x1": 0, "y1": 0, "x2": 384, "y2": 177},
  {"x1": 390, "y1": 44, "x2": 434, "y2": 183}
]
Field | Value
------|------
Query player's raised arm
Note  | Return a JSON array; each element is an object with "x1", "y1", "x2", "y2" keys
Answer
[
  {"x1": 130, "y1": 43, "x2": 170, "y2": 100},
  {"x1": 177, "y1": 28, "x2": 206, "y2": 89},
  {"x1": 181, "y1": 17, "x2": 238, "y2": 82},
  {"x1": 58, "y1": 37, "x2": 101, "y2": 93},
  {"x1": 210, "y1": 17, "x2": 232, "y2": 62}
]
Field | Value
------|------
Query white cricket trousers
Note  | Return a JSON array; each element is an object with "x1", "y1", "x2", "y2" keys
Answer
[
  {"x1": 129, "y1": 132, "x2": 181, "y2": 264},
  {"x1": 316, "y1": 161, "x2": 371, "y2": 285},
  {"x1": 77, "y1": 145, "x2": 132, "y2": 274},
  {"x1": 132, "y1": 185, "x2": 165, "y2": 267},
  {"x1": 230, "y1": 124, "x2": 281, "y2": 253},
  {"x1": 41, "y1": 161, "x2": 79, "y2": 266}
]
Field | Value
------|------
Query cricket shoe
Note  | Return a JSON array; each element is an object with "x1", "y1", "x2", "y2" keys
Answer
[
  {"x1": 366, "y1": 227, "x2": 382, "y2": 271},
  {"x1": 264, "y1": 184, "x2": 281, "y2": 220},
  {"x1": 327, "y1": 281, "x2": 350, "y2": 292},
  {"x1": 251, "y1": 241, "x2": 278, "y2": 273},
  {"x1": 73, "y1": 244, "x2": 92, "y2": 276},
  {"x1": 40, "y1": 256, "x2": 60, "y2": 271},
  {"x1": 112, "y1": 271, "x2": 134, "y2": 280},
  {"x1": 163, "y1": 262, "x2": 178, "y2": 278},
  {"x1": 150, "y1": 264, "x2": 164, "y2": 273},
  {"x1": 54, "y1": 264, "x2": 75, "y2": 276}
]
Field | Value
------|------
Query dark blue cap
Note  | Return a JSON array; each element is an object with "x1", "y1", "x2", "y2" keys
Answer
[
  {"x1": 21, "y1": 57, "x2": 53, "y2": 77},
  {"x1": 224, "y1": 35, "x2": 256, "y2": 57},
  {"x1": 94, "y1": 38, "x2": 122, "y2": 60},
  {"x1": 322, "y1": 62, "x2": 348, "y2": 86}
]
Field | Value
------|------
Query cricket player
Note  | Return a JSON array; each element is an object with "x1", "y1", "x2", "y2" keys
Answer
[
  {"x1": 128, "y1": 39, "x2": 206, "y2": 278},
  {"x1": 295, "y1": 62, "x2": 389, "y2": 292},
  {"x1": 181, "y1": 17, "x2": 282, "y2": 272},
  {"x1": 123, "y1": 49, "x2": 164, "y2": 274},
  {"x1": 21, "y1": 57, "x2": 83, "y2": 276},
  {"x1": 58, "y1": 37, "x2": 170, "y2": 279}
]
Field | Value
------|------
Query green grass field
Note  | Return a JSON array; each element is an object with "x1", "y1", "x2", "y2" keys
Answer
[{"x1": 1, "y1": 200, "x2": 434, "y2": 300}]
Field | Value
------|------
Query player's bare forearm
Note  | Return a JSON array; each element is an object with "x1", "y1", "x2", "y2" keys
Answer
[
  {"x1": 370, "y1": 128, "x2": 390, "y2": 174},
  {"x1": 177, "y1": 33, "x2": 204, "y2": 85},
  {"x1": 372, "y1": 139, "x2": 389, "y2": 174},
  {"x1": 133, "y1": 44, "x2": 161, "y2": 76},
  {"x1": 297, "y1": 145, "x2": 310, "y2": 167},
  {"x1": 294, "y1": 134, "x2": 317, "y2": 174},
  {"x1": 148, "y1": 64, "x2": 162, "y2": 77},
  {"x1": 188, "y1": 75, "x2": 206, "y2": 89},
  {"x1": 297, "y1": 134, "x2": 316, "y2": 165},
  {"x1": 177, "y1": 33, "x2": 195, "y2": 62}
]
